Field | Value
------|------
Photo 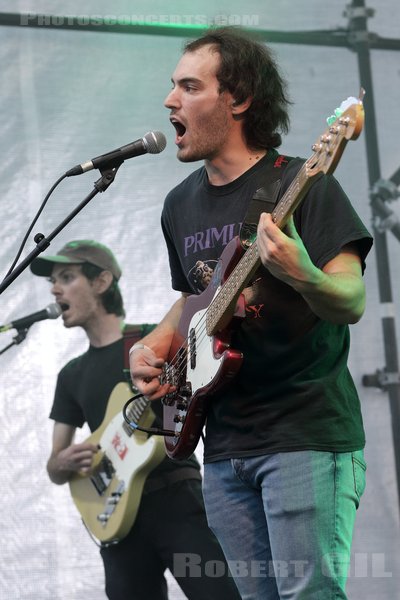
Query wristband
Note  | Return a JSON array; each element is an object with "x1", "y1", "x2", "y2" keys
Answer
[{"x1": 129, "y1": 342, "x2": 151, "y2": 357}]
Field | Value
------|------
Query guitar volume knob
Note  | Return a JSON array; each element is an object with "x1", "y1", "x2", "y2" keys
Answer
[
  {"x1": 180, "y1": 384, "x2": 192, "y2": 397},
  {"x1": 176, "y1": 400, "x2": 188, "y2": 411},
  {"x1": 173, "y1": 414, "x2": 185, "y2": 423}
]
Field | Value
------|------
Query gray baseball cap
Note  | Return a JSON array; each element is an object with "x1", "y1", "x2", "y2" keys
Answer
[{"x1": 30, "y1": 240, "x2": 122, "y2": 280}]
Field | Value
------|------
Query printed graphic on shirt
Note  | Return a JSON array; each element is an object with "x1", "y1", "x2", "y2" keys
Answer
[
  {"x1": 242, "y1": 277, "x2": 266, "y2": 318},
  {"x1": 246, "y1": 303, "x2": 265, "y2": 319},
  {"x1": 183, "y1": 223, "x2": 240, "y2": 257},
  {"x1": 274, "y1": 154, "x2": 290, "y2": 168},
  {"x1": 187, "y1": 255, "x2": 268, "y2": 319},
  {"x1": 184, "y1": 221, "x2": 242, "y2": 293},
  {"x1": 188, "y1": 259, "x2": 218, "y2": 293}
]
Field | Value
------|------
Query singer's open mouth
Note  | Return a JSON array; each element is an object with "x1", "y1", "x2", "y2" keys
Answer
[
  {"x1": 171, "y1": 119, "x2": 186, "y2": 142},
  {"x1": 59, "y1": 303, "x2": 70, "y2": 312}
]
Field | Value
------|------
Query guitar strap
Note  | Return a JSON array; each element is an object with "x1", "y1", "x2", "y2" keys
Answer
[{"x1": 240, "y1": 153, "x2": 294, "y2": 247}]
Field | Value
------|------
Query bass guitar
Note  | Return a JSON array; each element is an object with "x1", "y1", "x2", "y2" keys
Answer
[{"x1": 162, "y1": 92, "x2": 365, "y2": 460}]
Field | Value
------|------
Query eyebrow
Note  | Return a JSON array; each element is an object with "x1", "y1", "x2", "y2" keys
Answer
[
  {"x1": 171, "y1": 76, "x2": 203, "y2": 87},
  {"x1": 49, "y1": 265, "x2": 79, "y2": 279}
]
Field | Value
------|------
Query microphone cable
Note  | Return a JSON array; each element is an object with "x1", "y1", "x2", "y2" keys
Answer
[{"x1": 3, "y1": 173, "x2": 67, "y2": 280}]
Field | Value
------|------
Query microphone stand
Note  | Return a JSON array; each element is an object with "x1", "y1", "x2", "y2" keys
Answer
[
  {"x1": 0, "y1": 164, "x2": 121, "y2": 295},
  {"x1": 0, "y1": 328, "x2": 29, "y2": 355}
]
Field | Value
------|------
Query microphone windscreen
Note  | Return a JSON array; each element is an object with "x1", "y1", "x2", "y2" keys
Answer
[
  {"x1": 144, "y1": 131, "x2": 167, "y2": 154},
  {"x1": 46, "y1": 303, "x2": 62, "y2": 319}
]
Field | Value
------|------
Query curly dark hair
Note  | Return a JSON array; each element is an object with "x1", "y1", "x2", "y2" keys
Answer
[
  {"x1": 184, "y1": 27, "x2": 291, "y2": 150},
  {"x1": 81, "y1": 263, "x2": 125, "y2": 317}
]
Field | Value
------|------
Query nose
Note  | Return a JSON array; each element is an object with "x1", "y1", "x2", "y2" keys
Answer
[
  {"x1": 164, "y1": 86, "x2": 179, "y2": 110},
  {"x1": 50, "y1": 280, "x2": 61, "y2": 297}
]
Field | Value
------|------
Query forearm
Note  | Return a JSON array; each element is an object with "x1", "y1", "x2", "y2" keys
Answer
[
  {"x1": 257, "y1": 215, "x2": 366, "y2": 324},
  {"x1": 293, "y1": 267, "x2": 366, "y2": 324},
  {"x1": 47, "y1": 453, "x2": 73, "y2": 485},
  {"x1": 133, "y1": 295, "x2": 187, "y2": 359},
  {"x1": 47, "y1": 426, "x2": 98, "y2": 485}
]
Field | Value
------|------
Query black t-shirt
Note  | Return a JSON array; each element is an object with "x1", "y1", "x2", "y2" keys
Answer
[
  {"x1": 51, "y1": 331, "x2": 200, "y2": 478},
  {"x1": 161, "y1": 151, "x2": 373, "y2": 462}
]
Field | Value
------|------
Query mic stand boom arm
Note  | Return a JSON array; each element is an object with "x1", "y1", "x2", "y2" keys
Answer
[{"x1": 0, "y1": 165, "x2": 121, "y2": 296}]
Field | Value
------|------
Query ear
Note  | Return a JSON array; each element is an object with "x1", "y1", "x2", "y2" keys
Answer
[
  {"x1": 231, "y1": 96, "x2": 252, "y2": 115},
  {"x1": 92, "y1": 270, "x2": 113, "y2": 294}
]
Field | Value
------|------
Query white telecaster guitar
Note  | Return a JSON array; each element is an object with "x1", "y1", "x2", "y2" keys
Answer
[{"x1": 69, "y1": 382, "x2": 165, "y2": 543}]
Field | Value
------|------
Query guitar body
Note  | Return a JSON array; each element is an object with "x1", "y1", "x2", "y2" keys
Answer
[
  {"x1": 69, "y1": 382, "x2": 165, "y2": 542},
  {"x1": 163, "y1": 237, "x2": 246, "y2": 460}
]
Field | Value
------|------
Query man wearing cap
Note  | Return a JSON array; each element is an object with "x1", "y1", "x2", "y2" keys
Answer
[{"x1": 30, "y1": 240, "x2": 240, "y2": 600}]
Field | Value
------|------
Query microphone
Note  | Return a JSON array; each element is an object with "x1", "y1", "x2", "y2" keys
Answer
[
  {"x1": 0, "y1": 303, "x2": 62, "y2": 332},
  {"x1": 66, "y1": 130, "x2": 167, "y2": 176}
]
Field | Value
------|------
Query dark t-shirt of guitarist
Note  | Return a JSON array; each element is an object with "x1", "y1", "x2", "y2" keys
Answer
[
  {"x1": 161, "y1": 150, "x2": 373, "y2": 463},
  {"x1": 50, "y1": 324, "x2": 200, "y2": 482}
]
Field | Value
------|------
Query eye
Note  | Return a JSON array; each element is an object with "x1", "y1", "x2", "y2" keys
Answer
[{"x1": 55, "y1": 272, "x2": 76, "y2": 284}]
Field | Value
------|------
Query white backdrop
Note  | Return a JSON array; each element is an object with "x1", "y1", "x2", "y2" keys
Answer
[{"x1": 0, "y1": 1, "x2": 399, "y2": 598}]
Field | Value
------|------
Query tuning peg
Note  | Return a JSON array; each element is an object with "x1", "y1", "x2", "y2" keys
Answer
[{"x1": 327, "y1": 107, "x2": 344, "y2": 126}]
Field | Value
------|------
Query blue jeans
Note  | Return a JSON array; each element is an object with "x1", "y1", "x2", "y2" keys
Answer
[{"x1": 203, "y1": 450, "x2": 366, "y2": 600}]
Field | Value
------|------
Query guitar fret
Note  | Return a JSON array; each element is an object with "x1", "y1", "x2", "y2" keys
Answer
[
  {"x1": 206, "y1": 243, "x2": 259, "y2": 334},
  {"x1": 272, "y1": 164, "x2": 306, "y2": 225},
  {"x1": 122, "y1": 422, "x2": 131, "y2": 436},
  {"x1": 128, "y1": 397, "x2": 148, "y2": 421},
  {"x1": 122, "y1": 395, "x2": 150, "y2": 437}
]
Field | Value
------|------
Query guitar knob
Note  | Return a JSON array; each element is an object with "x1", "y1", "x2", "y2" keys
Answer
[
  {"x1": 173, "y1": 414, "x2": 185, "y2": 423},
  {"x1": 179, "y1": 384, "x2": 192, "y2": 397},
  {"x1": 176, "y1": 400, "x2": 188, "y2": 411},
  {"x1": 97, "y1": 513, "x2": 109, "y2": 523},
  {"x1": 162, "y1": 392, "x2": 176, "y2": 406}
]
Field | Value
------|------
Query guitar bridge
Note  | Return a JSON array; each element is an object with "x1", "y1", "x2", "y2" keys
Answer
[
  {"x1": 161, "y1": 347, "x2": 191, "y2": 407},
  {"x1": 97, "y1": 481, "x2": 126, "y2": 527}
]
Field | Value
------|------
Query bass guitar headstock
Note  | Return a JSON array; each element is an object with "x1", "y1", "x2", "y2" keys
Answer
[{"x1": 306, "y1": 88, "x2": 365, "y2": 178}]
